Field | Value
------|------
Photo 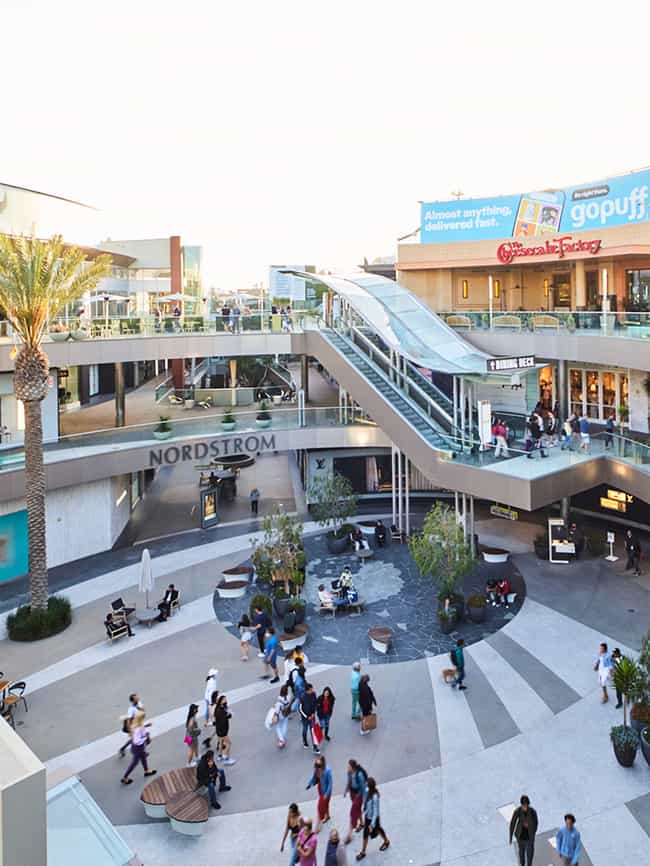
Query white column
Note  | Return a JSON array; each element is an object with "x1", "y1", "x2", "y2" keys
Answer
[
  {"x1": 454, "y1": 490, "x2": 460, "y2": 524},
  {"x1": 460, "y1": 377, "x2": 466, "y2": 446},
  {"x1": 391, "y1": 445, "x2": 397, "y2": 526},
  {"x1": 397, "y1": 450, "x2": 403, "y2": 532},
  {"x1": 469, "y1": 495, "x2": 475, "y2": 553},
  {"x1": 461, "y1": 493, "x2": 468, "y2": 543},
  {"x1": 405, "y1": 455, "x2": 410, "y2": 536},
  {"x1": 452, "y1": 377, "x2": 458, "y2": 434},
  {"x1": 488, "y1": 274, "x2": 494, "y2": 328}
]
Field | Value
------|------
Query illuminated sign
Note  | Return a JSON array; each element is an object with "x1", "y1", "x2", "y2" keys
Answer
[
  {"x1": 486, "y1": 356, "x2": 535, "y2": 372},
  {"x1": 600, "y1": 489, "x2": 633, "y2": 513},
  {"x1": 496, "y1": 236, "x2": 602, "y2": 264},
  {"x1": 490, "y1": 504, "x2": 519, "y2": 521}
]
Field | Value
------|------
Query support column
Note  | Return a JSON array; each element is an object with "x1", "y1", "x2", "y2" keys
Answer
[
  {"x1": 469, "y1": 495, "x2": 475, "y2": 554},
  {"x1": 171, "y1": 358, "x2": 185, "y2": 391},
  {"x1": 391, "y1": 445, "x2": 397, "y2": 527},
  {"x1": 459, "y1": 377, "x2": 466, "y2": 446},
  {"x1": 115, "y1": 361, "x2": 125, "y2": 427},
  {"x1": 560, "y1": 497, "x2": 570, "y2": 522},
  {"x1": 404, "y1": 455, "x2": 410, "y2": 536},
  {"x1": 301, "y1": 355, "x2": 310, "y2": 403},
  {"x1": 575, "y1": 259, "x2": 586, "y2": 310},
  {"x1": 397, "y1": 449, "x2": 403, "y2": 533},
  {"x1": 557, "y1": 360, "x2": 568, "y2": 422},
  {"x1": 461, "y1": 493, "x2": 468, "y2": 543},
  {"x1": 453, "y1": 377, "x2": 458, "y2": 435}
]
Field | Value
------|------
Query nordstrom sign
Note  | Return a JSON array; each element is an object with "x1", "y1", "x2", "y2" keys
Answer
[{"x1": 149, "y1": 433, "x2": 276, "y2": 467}]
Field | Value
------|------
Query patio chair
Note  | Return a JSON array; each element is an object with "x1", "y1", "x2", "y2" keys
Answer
[
  {"x1": 4, "y1": 681, "x2": 28, "y2": 715},
  {"x1": 111, "y1": 597, "x2": 135, "y2": 619}
]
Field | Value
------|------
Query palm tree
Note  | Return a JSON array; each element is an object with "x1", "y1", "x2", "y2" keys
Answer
[{"x1": 0, "y1": 234, "x2": 111, "y2": 610}]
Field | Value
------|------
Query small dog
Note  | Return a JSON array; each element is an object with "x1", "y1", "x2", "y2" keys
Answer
[{"x1": 441, "y1": 668, "x2": 457, "y2": 684}]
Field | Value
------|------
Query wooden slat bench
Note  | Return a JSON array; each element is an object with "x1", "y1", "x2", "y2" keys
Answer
[
  {"x1": 369, "y1": 626, "x2": 393, "y2": 654},
  {"x1": 493, "y1": 314, "x2": 522, "y2": 330},
  {"x1": 532, "y1": 314, "x2": 560, "y2": 331},
  {"x1": 446, "y1": 314, "x2": 473, "y2": 329},
  {"x1": 318, "y1": 598, "x2": 366, "y2": 618},
  {"x1": 141, "y1": 767, "x2": 196, "y2": 819},
  {"x1": 166, "y1": 791, "x2": 209, "y2": 836}
]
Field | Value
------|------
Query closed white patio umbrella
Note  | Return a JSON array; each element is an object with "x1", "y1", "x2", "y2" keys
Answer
[{"x1": 139, "y1": 547, "x2": 155, "y2": 609}]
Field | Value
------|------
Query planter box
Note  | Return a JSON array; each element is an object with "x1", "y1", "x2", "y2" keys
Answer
[
  {"x1": 467, "y1": 605, "x2": 486, "y2": 623},
  {"x1": 153, "y1": 430, "x2": 173, "y2": 440},
  {"x1": 481, "y1": 548, "x2": 510, "y2": 564},
  {"x1": 222, "y1": 566, "x2": 251, "y2": 584},
  {"x1": 439, "y1": 616, "x2": 456, "y2": 635},
  {"x1": 49, "y1": 331, "x2": 70, "y2": 342},
  {"x1": 613, "y1": 741, "x2": 638, "y2": 767},
  {"x1": 274, "y1": 597, "x2": 290, "y2": 617},
  {"x1": 70, "y1": 330, "x2": 89, "y2": 341},
  {"x1": 369, "y1": 626, "x2": 392, "y2": 654},
  {"x1": 221, "y1": 422, "x2": 236, "y2": 432},
  {"x1": 326, "y1": 532, "x2": 349, "y2": 555},
  {"x1": 279, "y1": 623, "x2": 309, "y2": 652},
  {"x1": 216, "y1": 580, "x2": 248, "y2": 599},
  {"x1": 641, "y1": 728, "x2": 650, "y2": 766},
  {"x1": 256, "y1": 418, "x2": 272, "y2": 429}
]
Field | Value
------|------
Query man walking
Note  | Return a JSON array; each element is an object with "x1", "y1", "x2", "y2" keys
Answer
[
  {"x1": 556, "y1": 813, "x2": 581, "y2": 865},
  {"x1": 250, "y1": 486, "x2": 260, "y2": 516},
  {"x1": 118, "y1": 693, "x2": 143, "y2": 758},
  {"x1": 625, "y1": 528, "x2": 642, "y2": 576},
  {"x1": 451, "y1": 638, "x2": 467, "y2": 690},
  {"x1": 299, "y1": 682, "x2": 320, "y2": 754},
  {"x1": 261, "y1": 626, "x2": 280, "y2": 683},
  {"x1": 252, "y1": 604, "x2": 268, "y2": 658},
  {"x1": 508, "y1": 794, "x2": 538, "y2": 866},
  {"x1": 611, "y1": 647, "x2": 624, "y2": 708},
  {"x1": 350, "y1": 661, "x2": 362, "y2": 720}
]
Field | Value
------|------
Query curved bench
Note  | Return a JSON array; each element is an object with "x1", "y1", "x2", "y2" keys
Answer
[
  {"x1": 280, "y1": 623, "x2": 309, "y2": 652},
  {"x1": 369, "y1": 626, "x2": 393, "y2": 655},
  {"x1": 141, "y1": 767, "x2": 196, "y2": 819},
  {"x1": 216, "y1": 579, "x2": 249, "y2": 599},
  {"x1": 166, "y1": 791, "x2": 209, "y2": 836},
  {"x1": 493, "y1": 314, "x2": 522, "y2": 330},
  {"x1": 221, "y1": 565, "x2": 251, "y2": 584},
  {"x1": 480, "y1": 546, "x2": 510, "y2": 564}
]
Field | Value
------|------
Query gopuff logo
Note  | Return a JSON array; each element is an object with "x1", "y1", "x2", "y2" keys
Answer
[{"x1": 571, "y1": 185, "x2": 649, "y2": 228}]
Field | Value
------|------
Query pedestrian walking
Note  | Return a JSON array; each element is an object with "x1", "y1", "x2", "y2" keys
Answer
[
  {"x1": 350, "y1": 662, "x2": 361, "y2": 720},
  {"x1": 358, "y1": 675, "x2": 376, "y2": 735},
  {"x1": 196, "y1": 749, "x2": 231, "y2": 811},
  {"x1": 306, "y1": 755, "x2": 333, "y2": 832},
  {"x1": 252, "y1": 604, "x2": 269, "y2": 657},
  {"x1": 281, "y1": 802, "x2": 304, "y2": 866},
  {"x1": 594, "y1": 642, "x2": 613, "y2": 703},
  {"x1": 299, "y1": 683, "x2": 321, "y2": 754},
  {"x1": 290, "y1": 663, "x2": 307, "y2": 713},
  {"x1": 625, "y1": 528, "x2": 642, "y2": 575},
  {"x1": 343, "y1": 760, "x2": 368, "y2": 844},
  {"x1": 451, "y1": 638, "x2": 467, "y2": 690},
  {"x1": 494, "y1": 418, "x2": 509, "y2": 458},
  {"x1": 325, "y1": 828, "x2": 348, "y2": 866},
  {"x1": 238, "y1": 613, "x2": 253, "y2": 660},
  {"x1": 578, "y1": 413, "x2": 590, "y2": 452},
  {"x1": 120, "y1": 711, "x2": 156, "y2": 784},
  {"x1": 296, "y1": 818, "x2": 318, "y2": 866},
  {"x1": 118, "y1": 693, "x2": 143, "y2": 758},
  {"x1": 214, "y1": 694, "x2": 236, "y2": 764},
  {"x1": 526, "y1": 413, "x2": 548, "y2": 459},
  {"x1": 605, "y1": 413, "x2": 614, "y2": 449},
  {"x1": 356, "y1": 777, "x2": 390, "y2": 860},
  {"x1": 250, "y1": 486, "x2": 260, "y2": 515},
  {"x1": 204, "y1": 667, "x2": 219, "y2": 725},
  {"x1": 274, "y1": 684, "x2": 292, "y2": 748},
  {"x1": 317, "y1": 686, "x2": 336, "y2": 741},
  {"x1": 561, "y1": 417, "x2": 572, "y2": 451},
  {"x1": 611, "y1": 648, "x2": 624, "y2": 708},
  {"x1": 556, "y1": 813, "x2": 581, "y2": 865},
  {"x1": 184, "y1": 703, "x2": 201, "y2": 766},
  {"x1": 261, "y1": 626, "x2": 280, "y2": 683},
  {"x1": 508, "y1": 794, "x2": 538, "y2": 866}
]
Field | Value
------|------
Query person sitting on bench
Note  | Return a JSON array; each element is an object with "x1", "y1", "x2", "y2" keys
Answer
[
  {"x1": 350, "y1": 528, "x2": 369, "y2": 552},
  {"x1": 196, "y1": 748, "x2": 231, "y2": 810},
  {"x1": 319, "y1": 584, "x2": 348, "y2": 608},
  {"x1": 105, "y1": 611, "x2": 133, "y2": 638},
  {"x1": 497, "y1": 577, "x2": 510, "y2": 607},
  {"x1": 485, "y1": 578, "x2": 498, "y2": 606},
  {"x1": 374, "y1": 520, "x2": 387, "y2": 547},
  {"x1": 157, "y1": 583, "x2": 179, "y2": 622}
]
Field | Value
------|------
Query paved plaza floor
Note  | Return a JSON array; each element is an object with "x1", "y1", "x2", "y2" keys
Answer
[{"x1": 1, "y1": 516, "x2": 649, "y2": 865}]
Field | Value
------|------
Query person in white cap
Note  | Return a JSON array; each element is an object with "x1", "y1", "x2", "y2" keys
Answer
[{"x1": 204, "y1": 668, "x2": 219, "y2": 726}]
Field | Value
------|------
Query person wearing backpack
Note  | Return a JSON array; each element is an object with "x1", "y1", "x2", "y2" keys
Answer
[{"x1": 451, "y1": 639, "x2": 467, "y2": 690}]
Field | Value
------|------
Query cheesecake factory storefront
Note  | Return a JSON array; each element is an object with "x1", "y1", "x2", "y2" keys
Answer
[{"x1": 398, "y1": 167, "x2": 650, "y2": 315}]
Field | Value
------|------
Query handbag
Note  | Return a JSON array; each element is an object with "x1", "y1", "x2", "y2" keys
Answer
[
  {"x1": 121, "y1": 719, "x2": 130, "y2": 734},
  {"x1": 361, "y1": 713, "x2": 377, "y2": 732},
  {"x1": 184, "y1": 734, "x2": 193, "y2": 746},
  {"x1": 311, "y1": 720, "x2": 323, "y2": 745}
]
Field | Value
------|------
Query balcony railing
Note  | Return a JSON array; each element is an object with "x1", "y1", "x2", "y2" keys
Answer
[{"x1": 440, "y1": 310, "x2": 650, "y2": 339}]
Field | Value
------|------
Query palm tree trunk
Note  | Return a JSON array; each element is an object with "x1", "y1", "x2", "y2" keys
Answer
[{"x1": 23, "y1": 398, "x2": 48, "y2": 610}]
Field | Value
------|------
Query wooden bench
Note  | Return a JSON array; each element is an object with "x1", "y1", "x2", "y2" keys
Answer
[
  {"x1": 141, "y1": 767, "x2": 197, "y2": 819},
  {"x1": 318, "y1": 597, "x2": 366, "y2": 618},
  {"x1": 216, "y1": 579, "x2": 248, "y2": 599},
  {"x1": 446, "y1": 314, "x2": 473, "y2": 329},
  {"x1": 279, "y1": 623, "x2": 309, "y2": 652},
  {"x1": 221, "y1": 565, "x2": 252, "y2": 584},
  {"x1": 532, "y1": 314, "x2": 559, "y2": 331},
  {"x1": 166, "y1": 791, "x2": 209, "y2": 836},
  {"x1": 493, "y1": 314, "x2": 522, "y2": 330},
  {"x1": 105, "y1": 622, "x2": 130, "y2": 644},
  {"x1": 369, "y1": 626, "x2": 393, "y2": 654}
]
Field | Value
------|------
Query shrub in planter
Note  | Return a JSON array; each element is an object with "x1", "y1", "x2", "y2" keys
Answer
[
  {"x1": 256, "y1": 400, "x2": 272, "y2": 428},
  {"x1": 8, "y1": 596, "x2": 72, "y2": 641},
  {"x1": 438, "y1": 607, "x2": 457, "y2": 635},
  {"x1": 310, "y1": 473, "x2": 358, "y2": 553},
  {"x1": 610, "y1": 725, "x2": 639, "y2": 767},
  {"x1": 445, "y1": 591, "x2": 465, "y2": 623},
  {"x1": 288, "y1": 598, "x2": 306, "y2": 625},
  {"x1": 273, "y1": 588, "x2": 290, "y2": 617},
  {"x1": 533, "y1": 532, "x2": 548, "y2": 560},
  {"x1": 249, "y1": 593, "x2": 272, "y2": 623},
  {"x1": 467, "y1": 593, "x2": 487, "y2": 623},
  {"x1": 221, "y1": 410, "x2": 236, "y2": 431},
  {"x1": 153, "y1": 415, "x2": 173, "y2": 440},
  {"x1": 630, "y1": 701, "x2": 650, "y2": 734}
]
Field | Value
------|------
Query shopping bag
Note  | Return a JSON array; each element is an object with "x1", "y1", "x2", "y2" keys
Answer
[
  {"x1": 361, "y1": 713, "x2": 377, "y2": 732},
  {"x1": 311, "y1": 720, "x2": 323, "y2": 745},
  {"x1": 264, "y1": 707, "x2": 278, "y2": 731}
]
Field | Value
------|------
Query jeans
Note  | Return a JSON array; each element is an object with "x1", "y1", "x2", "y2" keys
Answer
[
  {"x1": 288, "y1": 835, "x2": 299, "y2": 866},
  {"x1": 276, "y1": 714, "x2": 288, "y2": 743},
  {"x1": 319, "y1": 713, "x2": 331, "y2": 737},
  {"x1": 517, "y1": 838, "x2": 534, "y2": 866},
  {"x1": 351, "y1": 689, "x2": 360, "y2": 718},
  {"x1": 301, "y1": 716, "x2": 316, "y2": 749},
  {"x1": 124, "y1": 743, "x2": 148, "y2": 777},
  {"x1": 206, "y1": 780, "x2": 220, "y2": 808},
  {"x1": 453, "y1": 666, "x2": 465, "y2": 687}
]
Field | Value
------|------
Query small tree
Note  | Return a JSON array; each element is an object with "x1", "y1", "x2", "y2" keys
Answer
[
  {"x1": 409, "y1": 501, "x2": 475, "y2": 602},
  {"x1": 612, "y1": 657, "x2": 641, "y2": 729},
  {"x1": 309, "y1": 472, "x2": 357, "y2": 538},
  {"x1": 251, "y1": 505, "x2": 303, "y2": 591}
]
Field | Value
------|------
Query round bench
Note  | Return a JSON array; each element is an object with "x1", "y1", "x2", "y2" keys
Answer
[
  {"x1": 356, "y1": 548, "x2": 374, "y2": 564},
  {"x1": 165, "y1": 791, "x2": 209, "y2": 836},
  {"x1": 481, "y1": 546, "x2": 510, "y2": 564},
  {"x1": 216, "y1": 579, "x2": 249, "y2": 599},
  {"x1": 280, "y1": 623, "x2": 309, "y2": 652},
  {"x1": 140, "y1": 767, "x2": 196, "y2": 819},
  {"x1": 368, "y1": 626, "x2": 393, "y2": 655},
  {"x1": 221, "y1": 565, "x2": 252, "y2": 584}
]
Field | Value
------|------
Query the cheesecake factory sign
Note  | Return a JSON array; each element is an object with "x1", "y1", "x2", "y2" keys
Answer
[{"x1": 496, "y1": 235, "x2": 602, "y2": 264}]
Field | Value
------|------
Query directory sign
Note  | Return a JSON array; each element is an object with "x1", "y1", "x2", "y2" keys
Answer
[{"x1": 421, "y1": 168, "x2": 650, "y2": 243}]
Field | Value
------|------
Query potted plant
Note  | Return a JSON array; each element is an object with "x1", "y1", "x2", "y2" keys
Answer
[
  {"x1": 610, "y1": 656, "x2": 642, "y2": 767},
  {"x1": 481, "y1": 313, "x2": 489, "y2": 330},
  {"x1": 438, "y1": 606, "x2": 457, "y2": 635},
  {"x1": 566, "y1": 313, "x2": 576, "y2": 333},
  {"x1": 70, "y1": 322, "x2": 89, "y2": 340},
  {"x1": 409, "y1": 502, "x2": 475, "y2": 617},
  {"x1": 273, "y1": 587, "x2": 290, "y2": 618},
  {"x1": 249, "y1": 592, "x2": 273, "y2": 623},
  {"x1": 256, "y1": 400, "x2": 272, "y2": 429},
  {"x1": 309, "y1": 472, "x2": 358, "y2": 554},
  {"x1": 153, "y1": 416, "x2": 173, "y2": 440},
  {"x1": 617, "y1": 404, "x2": 629, "y2": 427},
  {"x1": 533, "y1": 532, "x2": 548, "y2": 560},
  {"x1": 641, "y1": 726, "x2": 650, "y2": 767},
  {"x1": 630, "y1": 627, "x2": 650, "y2": 733},
  {"x1": 288, "y1": 597, "x2": 306, "y2": 625},
  {"x1": 221, "y1": 410, "x2": 236, "y2": 432},
  {"x1": 48, "y1": 321, "x2": 70, "y2": 342},
  {"x1": 467, "y1": 593, "x2": 487, "y2": 623}
]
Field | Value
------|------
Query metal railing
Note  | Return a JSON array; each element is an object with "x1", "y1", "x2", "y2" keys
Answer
[{"x1": 439, "y1": 310, "x2": 650, "y2": 338}]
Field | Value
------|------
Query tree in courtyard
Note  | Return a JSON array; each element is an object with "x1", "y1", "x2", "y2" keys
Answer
[
  {"x1": 251, "y1": 504, "x2": 304, "y2": 588},
  {"x1": 408, "y1": 501, "x2": 475, "y2": 603},
  {"x1": 309, "y1": 472, "x2": 357, "y2": 538},
  {"x1": 0, "y1": 234, "x2": 111, "y2": 610}
]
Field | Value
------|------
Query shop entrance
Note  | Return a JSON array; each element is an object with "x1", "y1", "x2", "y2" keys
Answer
[{"x1": 538, "y1": 365, "x2": 556, "y2": 411}]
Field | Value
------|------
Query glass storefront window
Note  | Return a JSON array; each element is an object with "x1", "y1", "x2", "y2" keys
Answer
[
  {"x1": 626, "y1": 269, "x2": 650, "y2": 311},
  {"x1": 568, "y1": 368, "x2": 628, "y2": 422},
  {"x1": 619, "y1": 374, "x2": 629, "y2": 422},
  {"x1": 602, "y1": 371, "x2": 616, "y2": 414},
  {"x1": 570, "y1": 369, "x2": 583, "y2": 416},
  {"x1": 585, "y1": 370, "x2": 600, "y2": 418}
]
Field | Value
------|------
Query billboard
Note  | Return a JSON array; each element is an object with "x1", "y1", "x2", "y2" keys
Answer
[{"x1": 420, "y1": 168, "x2": 650, "y2": 244}]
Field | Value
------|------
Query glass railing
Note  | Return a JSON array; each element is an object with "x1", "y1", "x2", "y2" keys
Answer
[
  {"x1": 0, "y1": 312, "x2": 318, "y2": 342},
  {"x1": 0, "y1": 405, "x2": 375, "y2": 472},
  {"x1": 592, "y1": 431, "x2": 650, "y2": 470},
  {"x1": 439, "y1": 310, "x2": 650, "y2": 338}
]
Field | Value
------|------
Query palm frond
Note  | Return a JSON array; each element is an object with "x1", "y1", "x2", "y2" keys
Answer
[{"x1": 0, "y1": 234, "x2": 112, "y2": 347}]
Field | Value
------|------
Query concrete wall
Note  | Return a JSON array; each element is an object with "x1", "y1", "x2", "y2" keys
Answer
[
  {"x1": 0, "y1": 474, "x2": 132, "y2": 569},
  {"x1": 0, "y1": 720, "x2": 47, "y2": 866},
  {"x1": 0, "y1": 370, "x2": 58, "y2": 447},
  {"x1": 99, "y1": 237, "x2": 171, "y2": 268}
]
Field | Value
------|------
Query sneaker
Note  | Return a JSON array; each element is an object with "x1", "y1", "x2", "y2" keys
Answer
[
  {"x1": 259, "y1": 674, "x2": 271, "y2": 680},
  {"x1": 222, "y1": 757, "x2": 236, "y2": 765},
  {"x1": 257, "y1": 652, "x2": 265, "y2": 658},
  {"x1": 303, "y1": 744, "x2": 310, "y2": 750},
  {"x1": 458, "y1": 685, "x2": 467, "y2": 691},
  {"x1": 216, "y1": 754, "x2": 223, "y2": 761},
  {"x1": 120, "y1": 777, "x2": 133, "y2": 785},
  {"x1": 144, "y1": 770, "x2": 157, "y2": 776},
  {"x1": 219, "y1": 785, "x2": 232, "y2": 792},
  {"x1": 270, "y1": 676, "x2": 280, "y2": 684},
  {"x1": 211, "y1": 801, "x2": 222, "y2": 810},
  {"x1": 313, "y1": 747, "x2": 321, "y2": 755}
]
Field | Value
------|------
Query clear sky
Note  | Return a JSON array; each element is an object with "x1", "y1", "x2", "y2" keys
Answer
[{"x1": 3, "y1": 0, "x2": 649, "y2": 289}]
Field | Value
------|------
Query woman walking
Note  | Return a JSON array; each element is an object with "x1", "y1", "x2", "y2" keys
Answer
[
  {"x1": 306, "y1": 755, "x2": 333, "y2": 832},
  {"x1": 317, "y1": 686, "x2": 336, "y2": 742},
  {"x1": 238, "y1": 613, "x2": 253, "y2": 661},
  {"x1": 358, "y1": 675, "x2": 376, "y2": 735},
  {"x1": 325, "y1": 828, "x2": 348, "y2": 865},
  {"x1": 214, "y1": 694, "x2": 236, "y2": 765},
  {"x1": 184, "y1": 703, "x2": 200, "y2": 766},
  {"x1": 343, "y1": 759, "x2": 368, "y2": 844},
  {"x1": 120, "y1": 711, "x2": 157, "y2": 785},
  {"x1": 204, "y1": 667, "x2": 218, "y2": 725},
  {"x1": 356, "y1": 777, "x2": 390, "y2": 860},
  {"x1": 594, "y1": 642, "x2": 613, "y2": 704},
  {"x1": 274, "y1": 684, "x2": 292, "y2": 748},
  {"x1": 296, "y1": 818, "x2": 318, "y2": 865},
  {"x1": 280, "y1": 802, "x2": 304, "y2": 866}
]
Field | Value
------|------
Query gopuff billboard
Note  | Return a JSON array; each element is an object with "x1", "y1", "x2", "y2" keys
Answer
[{"x1": 420, "y1": 168, "x2": 650, "y2": 243}]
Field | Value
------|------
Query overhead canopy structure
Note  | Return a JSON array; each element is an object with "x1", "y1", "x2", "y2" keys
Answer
[{"x1": 282, "y1": 270, "x2": 495, "y2": 375}]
